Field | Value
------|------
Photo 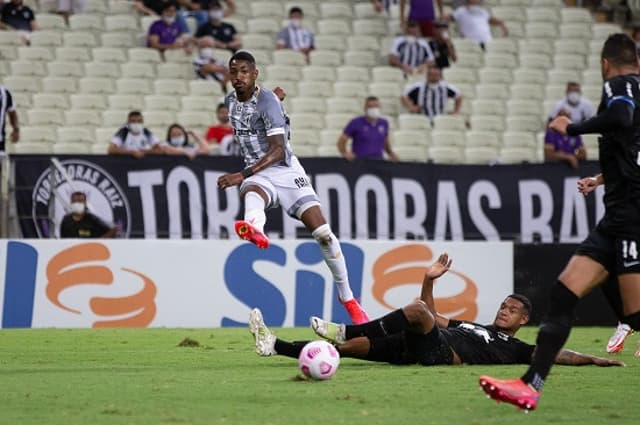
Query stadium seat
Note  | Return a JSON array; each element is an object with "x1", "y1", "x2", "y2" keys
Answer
[
  {"x1": 506, "y1": 116, "x2": 542, "y2": 132},
  {"x1": 298, "y1": 81, "x2": 333, "y2": 97},
  {"x1": 291, "y1": 97, "x2": 326, "y2": 113},
  {"x1": 554, "y1": 39, "x2": 588, "y2": 56},
  {"x1": 47, "y1": 61, "x2": 84, "y2": 78},
  {"x1": 547, "y1": 69, "x2": 579, "y2": 85},
  {"x1": 0, "y1": 32, "x2": 22, "y2": 46},
  {"x1": 157, "y1": 63, "x2": 190, "y2": 79},
  {"x1": 42, "y1": 77, "x2": 77, "y2": 94},
  {"x1": 17, "y1": 46, "x2": 54, "y2": 62},
  {"x1": 250, "y1": 1, "x2": 284, "y2": 18},
  {"x1": 27, "y1": 109, "x2": 64, "y2": 126},
  {"x1": 582, "y1": 70, "x2": 602, "y2": 86},
  {"x1": 428, "y1": 146, "x2": 463, "y2": 164},
  {"x1": 33, "y1": 93, "x2": 69, "y2": 109},
  {"x1": 153, "y1": 79, "x2": 188, "y2": 96},
  {"x1": 108, "y1": 94, "x2": 143, "y2": 111},
  {"x1": 544, "y1": 84, "x2": 567, "y2": 101},
  {"x1": 592, "y1": 23, "x2": 621, "y2": 40},
  {"x1": 65, "y1": 110, "x2": 102, "y2": 127},
  {"x1": 116, "y1": 78, "x2": 152, "y2": 95},
  {"x1": 319, "y1": 2, "x2": 352, "y2": 19},
  {"x1": 344, "y1": 51, "x2": 377, "y2": 67},
  {"x1": 332, "y1": 82, "x2": 367, "y2": 98},
  {"x1": 242, "y1": 34, "x2": 273, "y2": 51},
  {"x1": 10, "y1": 142, "x2": 53, "y2": 154},
  {"x1": 465, "y1": 130, "x2": 500, "y2": 147},
  {"x1": 0, "y1": 46, "x2": 17, "y2": 61},
  {"x1": 476, "y1": 84, "x2": 510, "y2": 100},
  {"x1": 84, "y1": 0, "x2": 107, "y2": 13},
  {"x1": 57, "y1": 127, "x2": 94, "y2": 144},
  {"x1": 347, "y1": 35, "x2": 380, "y2": 52},
  {"x1": 484, "y1": 53, "x2": 517, "y2": 69},
  {"x1": 102, "y1": 110, "x2": 130, "y2": 127},
  {"x1": 325, "y1": 97, "x2": 361, "y2": 114},
  {"x1": 70, "y1": 94, "x2": 107, "y2": 110},
  {"x1": 560, "y1": 23, "x2": 591, "y2": 39},
  {"x1": 316, "y1": 144, "x2": 340, "y2": 157},
  {"x1": 85, "y1": 62, "x2": 121, "y2": 78},
  {"x1": 454, "y1": 51, "x2": 483, "y2": 68},
  {"x1": 176, "y1": 111, "x2": 212, "y2": 128},
  {"x1": 56, "y1": 47, "x2": 91, "y2": 62},
  {"x1": 518, "y1": 39, "x2": 552, "y2": 56},
  {"x1": 92, "y1": 47, "x2": 127, "y2": 63},
  {"x1": 525, "y1": 7, "x2": 560, "y2": 23},
  {"x1": 63, "y1": 31, "x2": 98, "y2": 48},
  {"x1": 478, "y1": 68, "x2": 513, "y2": 84},
  {"x1": 518, "y1": 53, "x2": 552, "y2": 70},
  {"x1": 553, "y1": 54, "x2": 585, "y2": 71},
  {"x1": 391, "y1": 130, "x2": 430, "y2": 147},
  {"x1": 164, "y1": 49, "x2": 191, "y2": 63},
  {"x1": 302, "y1": 66, "x2": 337, "y2": 82},
  {"x1": 336, "y1": 66, "x2": 370, "y2": 82},
  {"x1": 433, "y1": 115, "x2": 466, "y2": 131},
  {"x1": 525, "y1": 23, "x2": 558, "y2": 39},
  {"x1": 128, "y1": 48, "x2": 162, "y2": 64},
  {"x1": 90, "y1": 142, "x2": 109, "y2": 154},
  {"x1": 510, "y1": 84, "x2": 544, "y2": 101},
  {"x1": 500, "y1": 147, "x2": 536, "y2": 163},
  {"x1": 471, "y1": 99, "x2": 505, "y2": 116},
  {"x1": 353, "y1": 19, "x2": 387, "y2": 36},
  {"x1": 121, "y1": 62, "x2": 156, "y2": 78},
  {"x1": 224, "y1": 16, "x2": 248, "y2": 32},
  {"x1": 101, "y1": 32, "x2": 135, "y2": 48},
  {"x1": 325, "y1": 113, "x2": 353, "y2": 130},
  {"x1": 37, "y1": 13, "x2": 67, "y2": 30},
  {"x1": 485, "y1": 38, "x2": 518, "y2": 55},
  {"x1": 21, "y1": 126, "x2": 57, "y2": 144},
  {"x1": 513, "y1": 69, "x2": 546, "y2": 85},
  {"x1": 105, "y1": 15, "x2": 139, "y2": 32},
  {"x1": 317, "y1": 19, "x2": 351, "y2": 35},
  {"x1": 144, "y1": 95, "x2": 180, "y2": 111},
  {"x1": 30, "y1": 31, "x2": 63, "y2": 47},
  {"x1": 464, "y1": 146, "x2": 499, "y2": 164},
  {"x1": 289, "y1": 112, "x2": 325, "y2": 130},
  {"x1": 506, "y1": 100, "x2": 541, "y2": 116},
  {"x1": 273, "y1": 50, "x2": 307, "y2": 66},
  {"x1": 69, "y1": 14, "x2": 104, "y2": 32},
  {"x1": 398, "y1": 114, "x2": 430, "y2": 130},
  {"x1": 10, "y1": 60, "x2": 47, "y2": 77},
  {"x1": 247, "y1": 18, "x2": 280, "y2": 34},
  {"x1": 368, "y1": 82, "x2": 400, "y2": 98},
  {"x1": 319, "y1": 129, "x2": 341, "y2": 147},
  {"x1": 309, "y1": 50, "x2": 342, "y2": 67},
  {"x1": 294, "y1": 144, "x2": 319, "y2": 157},
  {"x1": 179, "y1": 96, "x2": 212, "y2": 112},
  {"x1": 395, "y1": 145, "x2": 428, "y2": 162},
  {"x1": 502, "y1": 131, "x2": 537, "y2": 148},
  {"x1": 492, "y1": 6, "x2": 525, "y2": 23},
  {"x1": 79, "y1": 77, "x2": 115, "y2": 94},
  {"x1": 266, "y1": 64, "x2": 302, "y2": 81},
  {"x1": 289, "y1": 129, "x2": 319, "y2": 146},
  {"x1": 314, "y1": 35, "x2": 346, "y2": 51},
  {"x1": 470, "y1": 115, "x2": 505, "y2": 132},
  {"x1": 53, "y1": 143, "x2": 92, "y2": 154},
  {"x1": 560, "y1": 7, "x2": 592, "y2": 23},
  {"x1": 443, "y1": 67, "x2": 476, "y2": 84},
  {"x1": 141, "y1": 111, "x2": 174, "y2": 127},
  {"x1": 431, "y1": 130, "x2": 465, "y2": 147}
]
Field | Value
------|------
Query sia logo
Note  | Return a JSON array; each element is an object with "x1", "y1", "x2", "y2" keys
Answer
[{"x1": 31, "y1": 159, "x2": 131, "y2": 238}]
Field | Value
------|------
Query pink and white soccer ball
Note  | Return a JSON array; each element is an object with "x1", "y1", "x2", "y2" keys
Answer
[{"x1": 298, "y1": 340, "x2": 340, "y2": 380}]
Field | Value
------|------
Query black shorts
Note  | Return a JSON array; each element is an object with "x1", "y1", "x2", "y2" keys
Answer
[
  {"x1": 575, "y1": 226, "x2": 640, "y2": 275},
  {"x1": 406, "y1": 326, "x2": 455, "y2": 366}
]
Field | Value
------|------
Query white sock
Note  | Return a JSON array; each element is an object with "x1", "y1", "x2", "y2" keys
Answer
[
  {"x1": 312, "y1": 224, "x2": 354, "y2": 302},
  {"x1": 244, "y1": 191, "x2": 266, "y2": 233}
]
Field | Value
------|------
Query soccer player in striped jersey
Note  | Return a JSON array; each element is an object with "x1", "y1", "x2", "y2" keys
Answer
[{"x1": 217, "y1": 51, "x2": 369, "y2": 324}]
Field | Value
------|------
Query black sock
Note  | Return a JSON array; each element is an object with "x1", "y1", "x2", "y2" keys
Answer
[
  {"x1": 522, "y1": 282, "x2": 578, "y2": 391},
  {"x1": 274, "y1": 339, "x2": 309, "y2": 359},
  {"x1": 622, "y1": 311, "x2": 640, "y2": 330},
  {"x1": 345, "y1": 309, "x2": 410, "y2": 340}
]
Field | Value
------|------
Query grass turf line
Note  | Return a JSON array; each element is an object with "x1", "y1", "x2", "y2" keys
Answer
[{"x1": 0, "y1": 327, "x2": 636, "y2": 425}]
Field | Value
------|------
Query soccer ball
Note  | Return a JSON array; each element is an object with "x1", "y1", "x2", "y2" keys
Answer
[{"x1": 298, "y1": 340, "x2": 340, "y2": 380}]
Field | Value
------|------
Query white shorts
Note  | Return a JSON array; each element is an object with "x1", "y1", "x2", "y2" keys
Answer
[{"x1": 240, "y1": 156, "x2": 320, "y2": 219}]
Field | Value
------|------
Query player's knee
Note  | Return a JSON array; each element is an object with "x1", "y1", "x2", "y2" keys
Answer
[
  {"x1": 312, "y1": 224, "x2": 340, "y2": 255},
  {"x1": 404, "y1": 302, "x2": 430, "y2": 324},
  {"x1": 623, "y1": 311, "x2": 640, "y2": 331}
]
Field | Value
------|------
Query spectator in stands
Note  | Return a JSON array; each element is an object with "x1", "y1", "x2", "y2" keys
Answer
[
  {"x1": 428, "y1": 20, "x2": 456, "y2": 69},
  {"x1": 336, "y1": 96, "x2": 399, "y2": 162},
  {"x1": 544, "y1": 109, "x2": 586, "y2": 169},
  {"x1": 276, "y1": 7, "x2": 315, "y2": 63},
  {"x1": 0, "y1": 84, "x2": 19, "y2": 152},
  {"x1": 400, "y1": 0, "x2": 442, "y2": 38},
  {"x1": 205, "y1": 103, "x2": 234, "y2": 144},
  {"x1": 60, "y1": 192, "x2": 119, "y2": 239},
  {"x1": 135, "y1": 0, "x2": 190, "y2": 34},
  {"x1": 549, "y1": 82, "x2": 595, "y2": 124},
  {"x1": 388, "y1": 20, "x2": 435, "y2": 76},
  {"x1": 0, "y1": 0, "x2": 39, "y2": 45},
  {"x1": 401, "y1": 66, "x2": 462, "y2": 124},
  {"x1": 195, "y1": 0, "x2": 241, "y2": 53},
  {"x1": 193, "y1": 47, "x2": 229, "y2": 93},
  {"x1": 448, "y1": 0, "x2": 508, "y2": 49},
  {"x1": 162, "y1": 124, "x2": 209, "y2": 159},
  {"x1": 56, "y1": 0, "x2": 86, "y2": 23},
  {"x1": 147, "y1": 1, "x2": 193, "y2": 55},
  {"x1": 108, "y1": 111, "x2": 164, "y2": 159}
]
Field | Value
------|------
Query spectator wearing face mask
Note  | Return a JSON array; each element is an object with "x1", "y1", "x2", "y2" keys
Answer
[
  {"x1": 205, "y1": 103, "x2": 234, "y2": 144},
  {"x1": 134, "y1": 0, "x2": 190, "y2": 33},
  {"x1": 192, "y1": 47, "x2": 229, "y2": 93},
  {"x1": 195, "y1": 0, "x2": 241, "y2": 52},
  {"x1": 389, "y1": 20, "x2": 434, "y2": 76},
  {"x1": 402, "y1": 66, "x2": 462, "y2": 124},
  {"x1": 336, "y1": 96, "x2": 399, "y2": 162},
  {"x1": 549, "y1": 82, "x2": 595, "y2": 124},
  {"x1": 276, "y1": 7, "x2": 314, "y2": 63},
  {"x1": 147, "y1": 1, "x2": 193, "y2": 54},
  {"x1": 428, "y1": 20, "x2": 456, "y2": 69},
  {"x1": 108, "y1": 111, "x2": 163, "y2": 159},
  {"x1": 162, "y1": 124, "x2": 209, "y2": 159},
  {"x1": 60, "y1": 192, "x2": 119, "y2": 239},
  {"x1": 544, "y1": 109, "x2": 586, "y2": 169},
  {"x1": 447, "y1": 0, "x2": 507, "y2": 49}
]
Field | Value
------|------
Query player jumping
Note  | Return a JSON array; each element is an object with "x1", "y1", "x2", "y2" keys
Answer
[
  {"x1": 217, "y1": 51, "x2": 369, "y2": 324},
  {"x1": 479, "y1": 33, "x2": 640, "y2": 411},
  {"x1": 249, "y1": 253, "x2": 622, "y2": 378}
]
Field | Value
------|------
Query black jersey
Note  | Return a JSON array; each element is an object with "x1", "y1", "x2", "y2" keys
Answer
[
  {"x1": 441, "y1": 320, "x2": 535, "y2": 365},
  {"x1": 60, "y1": 213, "x2": 111, "y2": 238},
  {"x1": 597, "y1": 74, "x2": 640, "y2": 234}
]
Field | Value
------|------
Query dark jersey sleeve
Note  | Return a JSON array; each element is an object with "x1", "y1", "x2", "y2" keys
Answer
[
  {"x1": 87, "y1": 213, "x2": 111, "y2": 236},
  {"x1": 516, "y1": 340, "x2": 536, "y2": 363}
]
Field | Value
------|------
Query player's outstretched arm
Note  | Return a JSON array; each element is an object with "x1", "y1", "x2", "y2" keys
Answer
[
  {"x1": 420, "y1": 253, "x2": 452, "y2": 327},
  {"x1": 555, "y1": 349, "x2": 625, "y2": 367}
]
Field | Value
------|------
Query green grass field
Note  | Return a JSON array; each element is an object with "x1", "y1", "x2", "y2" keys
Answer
[{"x1": 0, "y1": 327, "x2": 636, "y2": 425}]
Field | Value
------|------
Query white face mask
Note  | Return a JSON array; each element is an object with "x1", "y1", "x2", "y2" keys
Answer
[
  {"x1": 366, "y1": 107, "x2": 381, "y2": 119},
  {"x1": 290, "y1": 18, "x2": 302, "y2": 28},
  {"x1": 163, "y1": 15, "x2": 176, "y2": 24},
  {"x1": 567, "y1": 91, "x2": 581, "y2": 104},
  {"x1": 200, "y1": 48, "x2": 214, "y2": 59},
  {"x1": 170, "y1": 135, "x2": 186, "y2": 146},
  {"x1": 128, "y1": 123, "x2": 143, "y2": 134},
  {"x1": 70, "y1": 202, "x2": 85, "y2": 215},
  {"x1": 210, "y1": 10, "x2": 223, "y2": 20}
]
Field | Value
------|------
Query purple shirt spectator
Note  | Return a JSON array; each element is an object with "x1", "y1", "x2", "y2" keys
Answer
[
  {"x1": 343, "y1": 116, "x2": 389, "y2": 159},
  {"x1": 147, "y1": 19, "x2": 182, "y2": 46},
  {"x1": 408, "y1": 0, "x2": 435, "y2": 20},
  {"x1": 544, "y1": 129, "x2": 583, "y2": 155}
]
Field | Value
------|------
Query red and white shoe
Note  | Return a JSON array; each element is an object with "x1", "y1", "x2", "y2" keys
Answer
[
  {"x1": 341, "y1": 298, "x2": 370, "y2": 325},
  {"x1": 235, "y1": 220, "x2": 269, "y2": 249},
  {"x1": 606, "y1": 322, "x2": 633, "y2": 354},
  {"x1": 479, "y1": 376, "x2": 540, "y2": 412}
]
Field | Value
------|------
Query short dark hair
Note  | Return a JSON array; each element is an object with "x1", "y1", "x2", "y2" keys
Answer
[
  {"x1": 209, "y1": 0, "x2": 221, "y2": 9},
  {"x1": 601, "y1": 33, "x2": 638, "y2": 67},
  {"x1": 507, "y1": 294, "x2": 532, "y2": 316},
  {"x1": 229, "y1": 51, "x2": 256, "y2": 67},
  {"x1": 162, "y1": 1, "x2": 177, "y2": 12},
  {"x1": 365, "y1": 96, "x2": 379, "y2": 104},
  {"x1": 216, "y1": 102, "x2": 227, "y2": 111},
  {"x1": 128, "y1": 110, "x2": 142, "y2": 119},
  {"x1": 71, "y1": 191, "x2": 86, "y2": 200},
  {"x1": 166, "y1": 123, "x2": 187, "y2": 143},
  {"x1": 289, "y1": 6, "x2": 303, "y2": 15}
]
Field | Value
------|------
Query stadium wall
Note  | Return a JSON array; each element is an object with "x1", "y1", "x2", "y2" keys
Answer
[{"x1": 0, "y1": 239, "x2": 513, "y2": 328}]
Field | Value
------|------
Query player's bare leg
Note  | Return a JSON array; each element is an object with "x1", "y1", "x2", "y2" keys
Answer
[
  {"x1": 301, "y1": 206, "x2": 369, "y2": 324},
  {"x1": 235, "y1": 186, "x2": 270, "y2": 249},
  {"x1": 480, "y1": 255, "x2": 608, "y2": 411}
]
